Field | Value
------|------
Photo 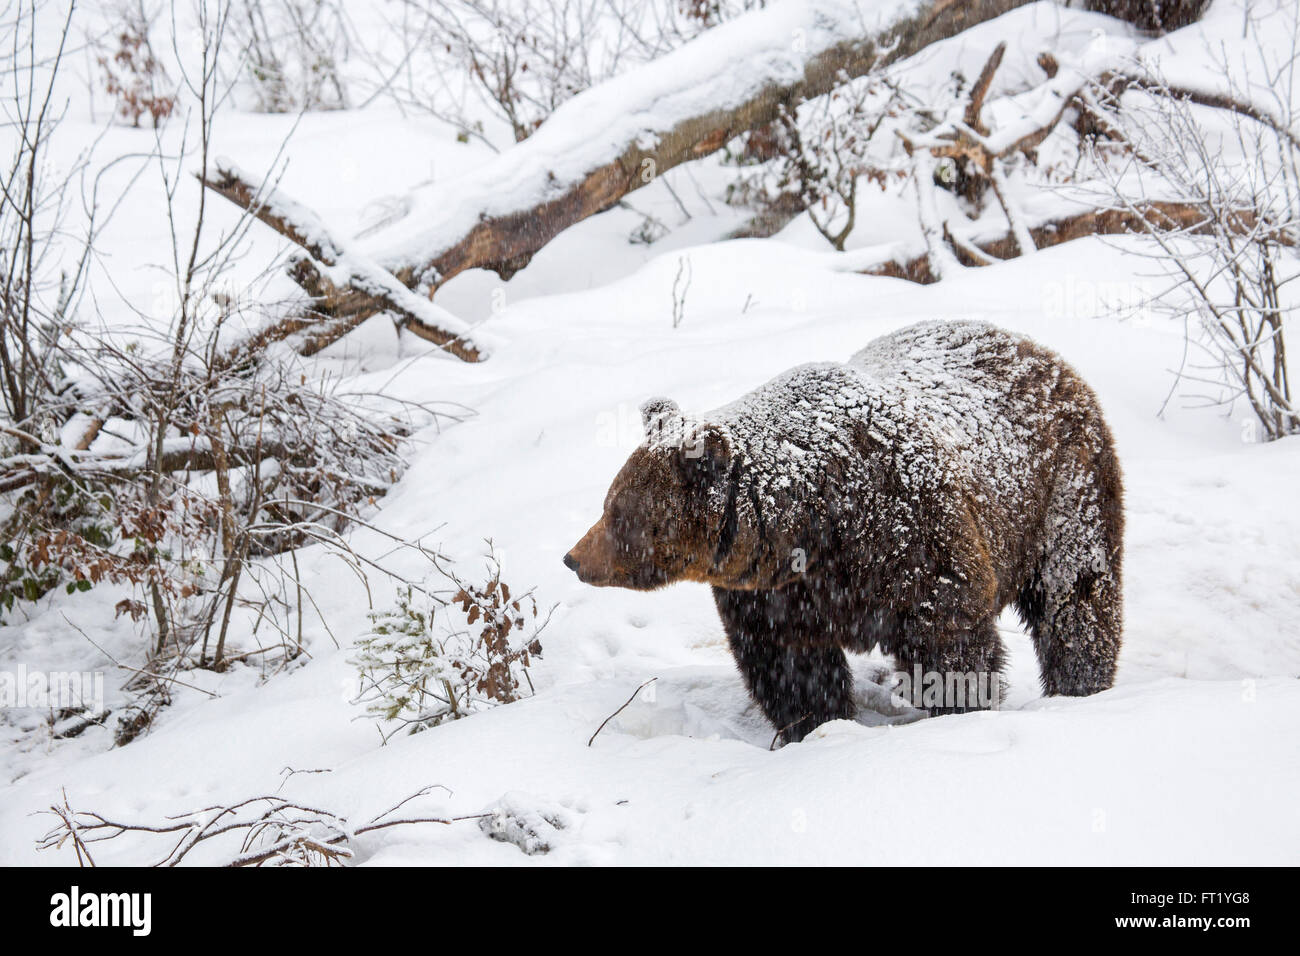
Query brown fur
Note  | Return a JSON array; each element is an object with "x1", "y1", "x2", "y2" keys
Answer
[{"x1": 566, "y1": 321, "x2": 1124, "y2": 744}]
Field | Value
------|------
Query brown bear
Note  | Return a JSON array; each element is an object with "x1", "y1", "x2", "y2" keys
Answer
[{"x1": 565, "y1": 320, "x2": 1123, "y2": 744}]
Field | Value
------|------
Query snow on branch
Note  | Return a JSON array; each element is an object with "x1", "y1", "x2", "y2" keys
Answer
[
  {"x1": 204, "y1": 0, "x2": 1039, "y2": 358},
  {"x1": 38, "y1": 784, "x2": 487, "y2": 867},
  {"x1": 360, "y1": 0, "x2": 1039, "y2": 290},
  {"x1": 859, "y1": 200, "x2": 1239, "y2": 283},
  {"x1": 200, "y1": 163, "x2": 488, "y2": 363}
]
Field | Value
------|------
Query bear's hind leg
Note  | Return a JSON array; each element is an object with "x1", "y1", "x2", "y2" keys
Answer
[
  {"x1": 1019, "y1": 562, "x2": 1121, "y2": 696},
  {"x1": 1019, "y1": 443, "x2": 1124, "y2": 697}
]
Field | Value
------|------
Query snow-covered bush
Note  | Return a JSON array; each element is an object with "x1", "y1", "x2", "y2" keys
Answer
[
  {"x1": 1084, "y1": 24, "x2": 1300, "y2": 440},
  {"x1": 725, "y1": 71, "x2": 912, "y2": 247},
  {"x1": 403, "y1": 0, "x2": 760, "y2": 143},
  {"x1": 1, "y1": 0, "x2": 459, "y2": 708},
  {"x1": 351, "y1": 554, "x2": 544, "y2": 738}
]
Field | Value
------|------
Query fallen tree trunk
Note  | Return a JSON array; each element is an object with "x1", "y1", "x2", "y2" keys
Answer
[
  {"x1": 370, "y1": 0, "x2": 1037, "y2": 289},
  {"x1": 205, "y1": 0, "x2": 1038, "y2": 360},
  {"x1": 203, "y1": 0, "x2": 1219, "y2": 360}
]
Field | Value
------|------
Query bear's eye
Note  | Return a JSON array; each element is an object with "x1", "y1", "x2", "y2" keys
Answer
[{"x1": 609, "y1": 504, "x2": 641, "y2": 535}]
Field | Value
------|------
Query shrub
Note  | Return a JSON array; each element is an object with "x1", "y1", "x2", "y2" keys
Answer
[{"x1": 351, "y1": 551, "x2": 545, "y2": 739}]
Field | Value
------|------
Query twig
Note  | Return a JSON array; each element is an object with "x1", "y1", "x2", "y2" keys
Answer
[
  {"x1": 770, "y1": 713, "x2": 813, "y2": 751},
  {"x1": 588, "y1": 678, "x2": 658, "y2": 747}
]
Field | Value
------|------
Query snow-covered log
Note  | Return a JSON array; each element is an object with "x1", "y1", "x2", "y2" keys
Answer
[
  {"x1": 365, "y1": 0, "x2": 1039, "y2": 292},
  {"x1": 200, "y1": 164, "x2": 487, "y2": 363},
  {"x1": 203, "y1": 0, "x2": 1221, "y2": 359},
  {"x1": 204, "y1": 0, "x2": 1040, "y2": 360}
]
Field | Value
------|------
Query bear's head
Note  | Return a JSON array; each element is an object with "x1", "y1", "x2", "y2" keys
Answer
[{"x1": 564, "y1": 397, "x2": 736, "y2": 590}]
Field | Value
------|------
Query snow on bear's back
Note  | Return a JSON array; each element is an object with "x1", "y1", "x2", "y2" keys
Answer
[
  {"x1": 692, "y1": 320, "x2": 1074, "y2": 509},
  {"x1": 849, "y1": 319, "x2": 1028, "y2": 387},
  {"x1": 849, "y1": 320, "x2": 1071, "y2": 494}
]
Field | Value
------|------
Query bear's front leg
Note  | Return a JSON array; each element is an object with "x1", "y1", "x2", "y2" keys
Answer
[{"x1": 713, "y1": 587, "x2": 854, "y2": 744}]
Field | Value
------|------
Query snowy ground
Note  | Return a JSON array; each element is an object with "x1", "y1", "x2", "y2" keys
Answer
[{"x1": 1, "y1": 0, "x2": 1298, "y2": 866}]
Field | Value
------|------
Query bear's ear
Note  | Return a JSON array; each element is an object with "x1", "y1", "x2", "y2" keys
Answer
[
  {"x1": 682, "y1": 422, "x2": 731, "y2": 477},
  {"x1": 640, "y1": 397, "x2": 682, "y2": 439}
]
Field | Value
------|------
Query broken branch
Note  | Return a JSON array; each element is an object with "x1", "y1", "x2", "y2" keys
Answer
[{"x1": 200, "y1": 164, "x2": 486, "y2": 363}]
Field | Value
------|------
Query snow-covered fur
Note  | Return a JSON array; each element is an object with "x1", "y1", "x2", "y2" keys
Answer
[{"x1": 565, "y1": 320, "x2": 1124, "y2": 743}]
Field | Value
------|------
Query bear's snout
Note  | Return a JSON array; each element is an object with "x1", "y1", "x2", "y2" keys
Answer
[
  {"x1": 566, "y1": 516, "x2": 663, "y2": 589},
  {"x1": 564, "y1": 519, "x2": 610, "y2": 585}
]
